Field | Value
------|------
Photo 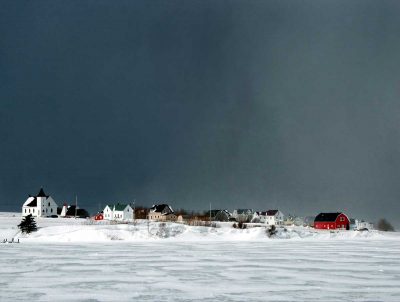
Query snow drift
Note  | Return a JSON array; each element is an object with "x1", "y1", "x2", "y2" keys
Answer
[{"x1": 1, "y1": 213, "x2": 395, "y2": 243}]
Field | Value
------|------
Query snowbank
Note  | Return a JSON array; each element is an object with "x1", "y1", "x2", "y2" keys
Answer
[{"x1": 1, "y1": 212, "x2": 397, "y2": 243}]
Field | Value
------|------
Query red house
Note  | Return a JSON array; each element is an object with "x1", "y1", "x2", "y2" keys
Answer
[{"x1": 314, "y1": 212, "x2": 350, "y2": 230}]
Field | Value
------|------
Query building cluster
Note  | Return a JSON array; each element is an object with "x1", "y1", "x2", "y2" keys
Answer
[
  {"x1": 21, "y1": 188, "x2": 374, "y2": 231},
  {"x1": 22, "y1": 188, "x2": 89, "y2": 219}
]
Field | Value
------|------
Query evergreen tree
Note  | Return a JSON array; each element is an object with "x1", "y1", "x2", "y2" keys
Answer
[{"x1": 18, "y1": 214, "x2": 38, "y2": 234}]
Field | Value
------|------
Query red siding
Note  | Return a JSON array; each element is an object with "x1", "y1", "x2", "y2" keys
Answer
[
  {"x1": 314, "y1": 213, "x2": 349, "y2": 230},
  {"x1": 94, "y1": 214, "x2": 103, "y2": 220}
]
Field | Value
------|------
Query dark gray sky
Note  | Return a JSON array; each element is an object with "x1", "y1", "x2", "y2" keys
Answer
[{"x1": 1, "y1": 0, "x2": 400, "y2": 225}]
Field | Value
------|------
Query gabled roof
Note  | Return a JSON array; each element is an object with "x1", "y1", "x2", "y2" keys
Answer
[
  {"x1": 259, "y1": 210, "x2": 282, "y2": 216},
  {"x1": 150, "y1": 204, "x2": 174, "y2": 214},
  {"x1": 314, "y1": 212, "x2": 342, "y2": 222},
  {"x1": 36, "y1": 188, "x2": 48, "y2": 198},
  {"x1": 114, "y1": 204, "x2": 129, "y2": 211},
  {"x1": 106, "y1": 204, "x2": 130, "y2": 211},
  {"x1": 267, "y1": 210, "x2": 278, "y2": 216}
]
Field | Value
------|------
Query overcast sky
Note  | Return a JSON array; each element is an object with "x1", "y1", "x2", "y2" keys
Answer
[{"x1": 1, "y1": 0, "x2": 400, "y2": 225}]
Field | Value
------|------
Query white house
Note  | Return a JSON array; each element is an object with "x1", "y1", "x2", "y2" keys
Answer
[
  {"x1": 148, "y1": 204, "x2": 176, "y2": 221},
  {"x1": 22, "y1": 188, "x2": 58, "y2": 218},
  {"x1": 259, "y1": 210, "x2": 284, "y2": 226},
  {"x1": 103, "y1": 204, "x2": 133, "y2": 221},
  {"x1": 350, "y1": 218, "x2": 374, "y2": 231}
]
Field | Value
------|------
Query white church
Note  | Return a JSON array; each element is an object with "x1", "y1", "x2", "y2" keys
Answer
[{"x1": 22, "y1": 188, "x2": 58, "y2": 217}]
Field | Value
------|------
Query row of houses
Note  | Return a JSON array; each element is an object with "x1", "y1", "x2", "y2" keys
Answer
[
  {"x1": 96, "y1": 206, "x2": 285, "y2": 225},
  {"x1": 95, "y1": 203, "x2": 177, "y2": 222},
  {"x1": 21, "y1": 188, "x2": 373, "y2": 230}
]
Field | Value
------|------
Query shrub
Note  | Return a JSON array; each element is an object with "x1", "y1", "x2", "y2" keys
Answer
[
  {"x1": 267, "y1": 225, "x2": 277, "y2": 237},
  {"x1": 238, "y1": 221, "x2": 247, "y2": 229}
]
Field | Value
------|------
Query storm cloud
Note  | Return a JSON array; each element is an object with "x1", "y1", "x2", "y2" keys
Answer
[{"x1": 1, "y1": 1, "x2": 400, "y2": 226}]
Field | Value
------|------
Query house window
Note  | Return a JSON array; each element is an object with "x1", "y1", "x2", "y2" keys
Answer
[
  {"x1": 51, "y1": 208, "x2": 53, "y2": 213},
  {"x1": 33, "y1": 209, "x2": 35, "y2": 213},
  {"x1": 340, "y1": 217, "x2": 345, "y2": 222},
  {"x1": 43, "y1": 210, "x2": 44, "y2": 213},
  {"x1": 48, "y1": 202, "x2": 50, "y2": 206}
]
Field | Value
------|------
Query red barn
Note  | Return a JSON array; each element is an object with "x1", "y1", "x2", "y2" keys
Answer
[{"x1": 314, "y1": 212, "x2": 350, "y2": 230}]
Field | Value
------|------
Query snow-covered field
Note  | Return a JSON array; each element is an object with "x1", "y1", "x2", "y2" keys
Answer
[{"x1": 1, "y1": 213, "x2": 399, "y2": 301}]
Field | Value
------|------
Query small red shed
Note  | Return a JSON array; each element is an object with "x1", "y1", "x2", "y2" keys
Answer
[
  {"x1": 314, "y1": 212, "x2": 350, "y2": 230},
  {"x1": 94, "y1": 213, "x2": 104, "y2": 220}
]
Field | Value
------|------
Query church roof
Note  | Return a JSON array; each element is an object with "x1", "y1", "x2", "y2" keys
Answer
[{"x1": 26, "y1": 197, "x2": 37, "y2": 207}]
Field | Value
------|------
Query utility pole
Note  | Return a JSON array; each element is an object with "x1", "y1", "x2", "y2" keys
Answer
[
  {"x1": 209, "y1": 202, "x2": 212, "y2": 221},
  {"x1": 75, "y1": 195, "x2": 78, "y2": 218},
  {"x1": 133, "y1": 199, "x2": 136, "y2": 222}
]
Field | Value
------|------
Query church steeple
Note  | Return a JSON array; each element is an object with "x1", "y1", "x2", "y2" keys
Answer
[{"x1": 37, "y1": 187, "x2": 48, "y2": 198}]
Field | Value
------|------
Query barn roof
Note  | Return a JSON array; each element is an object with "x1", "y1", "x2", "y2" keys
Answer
[{"x1": 314, "y1": 212, "x2": 342, "y2": 222}]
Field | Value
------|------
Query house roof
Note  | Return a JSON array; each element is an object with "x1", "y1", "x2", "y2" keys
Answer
[
  {"x1": 204, "y1": 209, "x2": 232, "y2": 217},
  {"x1": 65, "y1": 206, "x2": 89, "y2": 217},
  {"x1": 266, "y1": 210, "x2": 278, "y2": 216},
  {"x1": 107, "y1": 204, "x2": 129, "y2": 211},
  {"x1": 216, "y1": 210, "x2": 231, "y2": 217},
  {"x1": 114, "y1": 204, "x2": 129, "y2": 211},
  {"x1": 36, "y1": 188, "x2": 48, "y2": 198},
  {"x1": 150, "y1": 204, "x2": 173, "y2": 214},
  {"x1": 314, "y1": 212, "x2": 342, "y2": 222},
  {"x1": 235, "y1": 209, "x2": 253, "y2": 214}
]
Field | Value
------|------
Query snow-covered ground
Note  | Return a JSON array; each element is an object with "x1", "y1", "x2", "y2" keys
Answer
[{"x1": 1, "y1": 212, "x2": 399, "y2": 301}]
